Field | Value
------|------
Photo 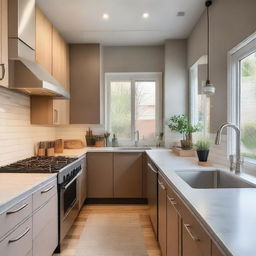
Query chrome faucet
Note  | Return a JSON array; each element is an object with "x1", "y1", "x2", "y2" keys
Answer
[
  {"x1": 135, "y1": 130, "x2": 140, "y2": 147},
  {"x1": 215, "y1": 123, "x2": 242, "y2": 174}
]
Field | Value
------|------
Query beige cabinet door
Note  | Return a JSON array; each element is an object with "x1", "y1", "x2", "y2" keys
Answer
[
  {"x1": 53, "y1": 99, "x2": 70, "y2": 125},
  {"x1": 70, "y1": 44, "x2": 100, "y2": 124},
  {"x1": 158, "y1": 175, "x2": 167, "y2": 256},
  {"x1": 0, "y1": 0, "x2": 8, "y2": 87},
  {"x1": 35, "y1": 7, "x2": 52, "y2": 74},
  {"x1": 52, "y1": 26, "x2": 67, "y2": 88},
  {"x1": 212, "y1": 242, "x2": 225, "y2": 256},
  {"x1": 166, "y1": 194, "x2": 179, "y2": 256},
  {"x1": 87, "y1": 153, "x2": 114, "y2": 198},
  {"x1": 113, "y1": 153, "x2": 143, "y2": 198}
]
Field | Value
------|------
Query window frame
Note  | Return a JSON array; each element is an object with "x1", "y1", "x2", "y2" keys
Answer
[
  {"x1": 105, "y1": 72, "x2": 163, "y2": 145},
  {"x1": 228, "y1": 32, "x2": 256, "y2": 164}
]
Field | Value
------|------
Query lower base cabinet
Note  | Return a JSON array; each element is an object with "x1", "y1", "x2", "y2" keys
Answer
[
  {"x1": 0, "y1": 218, "x2": 32, "y2": 256},
  {"x1": 155, "y1": 171, "x2": 226, "y2": 256},
  {"x1": 33, "y1": 193, "x2": 58, "y2": 256}
]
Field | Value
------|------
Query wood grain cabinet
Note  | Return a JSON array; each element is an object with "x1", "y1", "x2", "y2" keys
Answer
[
  {"x1": 87, "y1": 153, "x2": 114, "y2": 198},
  {"x1": 158, "y1": 174, "x2": 167, "y2": 256},
  {"x1": 166, "y1": 192, "x2": 180, "y2": 256},
  {"x1": 0, "y1": 0, "x2": 8, "y2": 87},
  {"x1": 70, "y1": 44, "x2": 100, "y2": 124},
  {"x1": 30, "y1": 96, "x2": 69, "y2": 125},
  {"x1": 113, "y1": 153, "x2": 143, "y2": 198}
]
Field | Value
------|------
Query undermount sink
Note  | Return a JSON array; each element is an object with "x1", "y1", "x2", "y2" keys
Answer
[
  {"x1": 175, "y1": 169, "x2": 255, "y2": 189},
  {"x1": 116, "y1": 147, "x2": 152, "y2": 151}
]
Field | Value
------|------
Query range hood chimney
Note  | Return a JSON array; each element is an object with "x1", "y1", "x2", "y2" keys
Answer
[{"x1": 8, "y1": 0, "x2": 70, "y2": 99}]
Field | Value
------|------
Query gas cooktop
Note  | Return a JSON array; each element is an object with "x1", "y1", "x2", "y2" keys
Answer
[{"x1": 0, "y1": 156, "x2": 78, "y2": 173}]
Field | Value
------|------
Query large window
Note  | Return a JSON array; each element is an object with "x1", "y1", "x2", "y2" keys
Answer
[
  {"x1": 228, "y1": 34, "x2": 256, "y2": 162},
  {"x1": 105, "y1": 73, "x2": 162, "y2": 143}
]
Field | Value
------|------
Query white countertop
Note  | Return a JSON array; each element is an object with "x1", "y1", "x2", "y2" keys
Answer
[
  {"x1": 0, "y1": 173, "x2": 57, "y2": 213},
  {"x1": 146, "y1": 149, "x2": 256, "y2": 256}
]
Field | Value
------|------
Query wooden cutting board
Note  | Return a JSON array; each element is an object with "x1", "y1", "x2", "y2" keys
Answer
[
  {"x1": 55, "y1": 139, "x2": 64, "y2": 153},
  {"x1": 64, "y1": 140, "x2": 84, "y2": 149}
]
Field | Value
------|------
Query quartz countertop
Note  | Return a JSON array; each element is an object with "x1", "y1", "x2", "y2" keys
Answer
[
  {"x1": 146, "y1": 149, "x2": 256, "y2": 256},
  {"x1": 0, "y1": 173, "x2": 57, "y2": 213}
]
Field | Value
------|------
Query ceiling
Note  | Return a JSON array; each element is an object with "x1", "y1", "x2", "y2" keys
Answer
[{"x1": 36, "y1": 0, "x2": 206, "y2": 46}]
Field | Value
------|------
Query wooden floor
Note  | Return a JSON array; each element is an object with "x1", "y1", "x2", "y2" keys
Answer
[{"x1": 54, "y1": 204, "x2": 161, "y2": 256}]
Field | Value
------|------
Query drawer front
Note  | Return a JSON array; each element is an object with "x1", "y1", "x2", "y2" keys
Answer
[
  {"x1": 0, "y1": 217, "x2": 32, "y2": 256},
  {"x1": 33, "y1": 194, "x2": 58, "y2": 256},
  {"x1": 0, "y1": 196, "x2": 32, "y2": 239},
  {"x1": 167, "y1": 185, "x2": 211, "y2": 256},
  {"x1": 33, "y1": 179, "x2": 57, "y2": 211}
]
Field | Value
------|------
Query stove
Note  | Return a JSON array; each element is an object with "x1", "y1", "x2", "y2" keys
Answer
[{"x1": 0, "y1": 156, "x2": 77, "y2": 174}]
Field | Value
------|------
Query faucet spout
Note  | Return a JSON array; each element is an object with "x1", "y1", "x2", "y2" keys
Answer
[{"x1": 215, "y1": 123, "x2": 241, "y2": 174}]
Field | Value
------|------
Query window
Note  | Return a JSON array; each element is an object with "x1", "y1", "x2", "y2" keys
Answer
[
  {"x1": 228, "y1": 33, "x2": 256, "y2": 162},
  {"x1": 105, "y1": 73, "x2": 162, "y2": 143},
  {"x1": 189, "y1": 56, "x2": 210, "y2": 135}
]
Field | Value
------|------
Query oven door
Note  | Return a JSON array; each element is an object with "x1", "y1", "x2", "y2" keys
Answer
[{"x1": 60, "y1": 171, "x2": 81, "y2": 242}]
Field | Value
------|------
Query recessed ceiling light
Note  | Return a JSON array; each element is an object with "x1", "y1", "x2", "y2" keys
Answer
[
  {"x1": 177, "y1": 11, "x2": 185, "y2": 17},
  {"x1": 142, "y1": 12, "x2": 149, "y2": 19},
  {"x1": 102, "y1": 13, "x2": 109, "y2": 20}
]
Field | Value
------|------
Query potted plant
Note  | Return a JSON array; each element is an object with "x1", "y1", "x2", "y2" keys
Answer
[
  {"x1": 94, "y1": 135, "x2": 105, "y2": 147},
  {"x1": 104, "y1": 132, "x2": 111, "y2": 147},
  {"x1": 168, "y1": 115, "x2": 201, "y2": 150},
  {"x1": 194, "y1": 138, "x2": 210, "y2": 162}
]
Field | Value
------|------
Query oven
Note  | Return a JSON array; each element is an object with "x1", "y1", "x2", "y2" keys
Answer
[{"x1": 59, "y1": 159, "x2": 83, "y2": 243}]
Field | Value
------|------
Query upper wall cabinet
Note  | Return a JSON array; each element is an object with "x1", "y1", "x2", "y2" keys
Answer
[
  {"x1": 0, "y1": 0, "x2": 8, "y2": 88},
  {"x1": 35, "y1": 7, "x2": 52, "y2": 75},
  {"x1": 35, "y1": 6, "x2": 69, "y2": 91},
  {"x1": 70, "y1": 44, "x2": 100, "y2": 124}
]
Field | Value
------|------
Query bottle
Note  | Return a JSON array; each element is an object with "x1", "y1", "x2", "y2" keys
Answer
[{"x1": 112, "y1": 134, "x2": 118, "y2": 147}]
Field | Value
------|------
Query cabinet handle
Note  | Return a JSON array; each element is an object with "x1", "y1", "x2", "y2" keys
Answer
[
  {"x1": 158, "y1": 180, "x2": 166, "y2": 190},
  {"x1": 6, "y1": 203, "x2": 28, "y2": 215},
  {"x1": 8, "y1": 227, "x2": 30, "y2": 243},
  {"x1": 147, "y1": 163, "x2": 158, "y2": 174},
  {"x1": 41, "y1": 185, "x2": 55, "y2": 194},
  {"x1": 184, "y1": 224, "x2": 200, "y2": 241},
  {"x1": 0, "y1": 64, "x2": 5, "y2": 81},
  {"x1": 167, "y1": 195, "x2": 177, "y2": 205}
]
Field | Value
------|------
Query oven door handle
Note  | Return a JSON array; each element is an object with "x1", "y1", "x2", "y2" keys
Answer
[{"x1": 61, "y1": 170, "x2": 82, "y2": 190}]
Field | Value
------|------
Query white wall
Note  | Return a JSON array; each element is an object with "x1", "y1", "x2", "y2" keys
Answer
[
  {"x1": 0, "y1": 87, "x2": 55, "y2": 166},
  {"x1": 164, "y1": 40, "x2": 188, "y2": 147}
]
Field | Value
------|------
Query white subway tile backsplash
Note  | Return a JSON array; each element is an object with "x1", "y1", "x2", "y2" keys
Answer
[{"x1": 0, "y1": 87, "x2": 55, "y2": 166}]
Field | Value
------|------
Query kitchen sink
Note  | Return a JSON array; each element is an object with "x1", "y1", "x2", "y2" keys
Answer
[
  {"x1": 116, "y1": 147, "x2": 152, "y2": 151},
  {"x1": 175, "y1": 169, "x2": 255, "y2": 189}
]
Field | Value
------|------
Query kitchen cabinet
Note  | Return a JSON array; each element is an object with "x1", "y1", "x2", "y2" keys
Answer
[
  {"x1": 33, "y1": 193, "x2": 58, "y2": 256},
  {"x1": 158, "y1": 174, "x2": 167, "y2": 256},
  {"x1": 212, "y1": 242, "x2": 225, "y2": 256},
  {"x1": 87, "y1": 153, "x2": 113, "y2": 198},
  {"x1": 0, "y1": 217, "x2": 33, "y2": 256},
  {"x1": 166, "y1": 192, "x2": 180, "y2": 256},
  {"x1": 35, "y1": 7, "x2": 52, "y2": 75},
  {"x1": 113, "y1": 153, "x2": 143, "y2": 198},
  {"x1": 31, "y1": 96, "x2": 69, "y2": 125},
  {"x1": 79, "y1": 157, "x2": 87, "y2": 209},
  {"x1": 52, "y1": 26, "x2": 69, "y2": 90},
  {"x1": 35, "y1": 7, "x2": 70, "y2": 90},
  {"x1": 70, "y1": 44, "x2": 100, "y2": 124},
  {"x1": 146, "y1": 159, "x2": 158, "y2": 237},
  {"x1": 0, "y1": 0, "x2": 8, "y2": 87}
]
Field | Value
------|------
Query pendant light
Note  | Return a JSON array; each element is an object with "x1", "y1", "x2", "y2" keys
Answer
[{"x1": 203, "y1": 0, "x2": 216, "y2": 96}]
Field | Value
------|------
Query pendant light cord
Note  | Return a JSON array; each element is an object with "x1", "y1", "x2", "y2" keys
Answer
[{"x1": 207, "y1": 5, "x2": 210, "y2": 83}]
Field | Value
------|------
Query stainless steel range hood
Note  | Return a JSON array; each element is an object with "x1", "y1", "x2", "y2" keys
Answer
[{"x1": 8, "y1": 0, "x2": 70, "y2": 99}]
